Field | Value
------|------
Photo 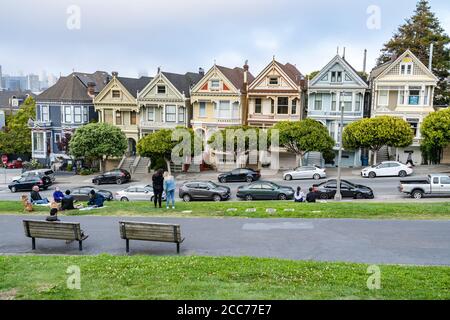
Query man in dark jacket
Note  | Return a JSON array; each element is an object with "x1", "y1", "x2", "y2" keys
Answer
[
  {"x1": 61, "y1": 190, "x2": 75, "y2": 211},
  {"x1": 30, "y1": 186, "x2": 49, "y2": 205},
  {"x1": 87, "y1": 190, "x2": 105, "y2": 208},
  {"x1": 306, "y1": 187, "x2": 317, "y2": 203},
  {"x1": 46, "y1": 208, "x2": 60, "y2": 221},
  {"x1": 152, "y1": 169, "x2": 164, "y2": 208}
]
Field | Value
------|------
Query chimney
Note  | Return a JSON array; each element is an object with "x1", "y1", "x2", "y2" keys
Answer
[
  {"x1": 199, "y1": 67, "x2": 205, "y2": 76},
  {"x1": 343, "y1": 47, "x2": 346, "y2": 59},
  {"x1": 112, "y1": 71, "x2": 118, "y2": 77},
  {"x1": 157, "y1": 66, "x2": 161, "y2": 74},
  {"x1": 241, "y1": 60, "x2": 249, "y2": 126},
  {"x1": 429, "y1": 43, "x2": 434, "y2": 71},
  {"x1": 87, "y1": 82, "x2": 96, "y2": 97},
  {"x1": 363, "y1": 49, "x2": 367, "y2": 74}
]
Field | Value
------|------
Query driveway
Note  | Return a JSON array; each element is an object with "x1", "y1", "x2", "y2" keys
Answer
[{"x1": 1, "y1": 215, "x2": 450, "y2": 266}]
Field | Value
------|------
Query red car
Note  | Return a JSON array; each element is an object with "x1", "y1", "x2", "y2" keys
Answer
[{"x1": 6, "y1": 160, "x2": 23, "y2": 169}]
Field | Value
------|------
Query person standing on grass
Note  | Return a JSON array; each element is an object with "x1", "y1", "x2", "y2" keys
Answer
[
  {"x1": 294, "y1": 186, "x2": 305, "y2": 202},
  {"x1": 163, "y1": 171, "x2": 176, "y2": 209},
  {"x1": 152, "y1": 168, "x2": 164, "y2": 208}
]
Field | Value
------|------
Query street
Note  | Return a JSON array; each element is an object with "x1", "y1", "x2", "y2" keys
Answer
[{"x1": 1, "y1": 166, "x2": 449, "y2": 202}]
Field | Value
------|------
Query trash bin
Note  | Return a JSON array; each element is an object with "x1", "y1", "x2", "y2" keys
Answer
[{"x1": 361, "y1": 156, "x2": 369, "y2": 166}]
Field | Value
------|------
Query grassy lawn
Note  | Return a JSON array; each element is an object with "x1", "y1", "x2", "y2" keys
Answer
[
  {"x1": 0, "y1": 255, "x2": 449, "y2": 300},
  {"x1": 0, "y1": 200, "x2": 449, "y2": 220}
]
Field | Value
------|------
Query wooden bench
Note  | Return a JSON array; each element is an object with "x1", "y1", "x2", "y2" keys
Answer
[
  {"x1": 119, "y1": 221, "x2": 184, "y2": 253},
  {"x1": 23, "y1": 220, "x2": 88, "y2": 251}
]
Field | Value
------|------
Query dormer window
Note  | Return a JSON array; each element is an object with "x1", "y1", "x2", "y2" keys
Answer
[
  {"x1": 157, "y1": 85, "x2": 166, "y2": 94},
  {"x1": 331, "y1": 71, "x2": 342, "y2": 83},
  {"x1": 112, "y1": 90, "x2": 120, "y2": 98},
  {"x1": 269, "y1": 77, "x2": 279, "y2": 85},
  {"x1": 211, "y1": 80, "x2": 220, "y2": 90},
  {"x1": 400, "y1": 62, "x2": 413, "y2": 75}
]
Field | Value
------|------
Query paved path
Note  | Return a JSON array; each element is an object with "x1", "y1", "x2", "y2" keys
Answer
[{"x1": 1, "y1": 215, "x2": 450, "y2": 266}]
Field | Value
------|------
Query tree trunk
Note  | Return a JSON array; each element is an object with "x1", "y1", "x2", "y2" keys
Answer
[
  {"x1": 297, "y1": 152, "x2": 304, "y2": 166},
  {"x1": 372, "y1": 150, "x2": 377, "y2": 165}
]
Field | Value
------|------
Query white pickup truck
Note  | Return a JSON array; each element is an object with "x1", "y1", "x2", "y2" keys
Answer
[{"x1": 398, "y1": 174, "x2": 450, "y2": 199}]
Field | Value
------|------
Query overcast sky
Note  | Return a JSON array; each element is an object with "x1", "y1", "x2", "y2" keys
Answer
[{"x1": 1, "y1": 0, "x2": 449, "y2": 78}]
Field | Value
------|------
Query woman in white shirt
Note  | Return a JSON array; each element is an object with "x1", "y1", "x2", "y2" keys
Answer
[{"x1": 294, "y1": 186, "x2": 305, "y2": 203}]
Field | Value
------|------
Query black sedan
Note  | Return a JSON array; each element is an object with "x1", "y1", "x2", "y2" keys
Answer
[
  {"x1": 92, "y1": 169, "x2": 131, "y2": 185},
  {"x1": 314, "y1": 179, "x2": 374, "y2": 200},
  {"x1": 179, "y1": 181, "x2": 231, "y2": 202},
  {"x1": 8, "y1": 176, "x2": 51, "y2": 193},
  {"x1": 236, "y1": 181, "x2": 294, "y2": 201},
  {"x1": 71, "y1": 186, "x2": 114, "y2": 201},
  {"x1": 218, "y1": 168, "x2": 261, "y2": 183}
]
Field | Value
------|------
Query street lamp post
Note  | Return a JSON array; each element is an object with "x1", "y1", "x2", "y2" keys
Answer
[{"x1": 334, "y1": 97, "x2": 345, "y2": 201}]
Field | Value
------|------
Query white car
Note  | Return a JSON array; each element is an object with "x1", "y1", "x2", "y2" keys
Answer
[
  {"x1": 283, "y1": 166, "x2": 327, "y2": 181},
  {"x1": 361, "y1": 161, "x2": 413, "y2": 178},
  {"x1": 114, "y1": 184, "x2": 166, "y2": 202}
]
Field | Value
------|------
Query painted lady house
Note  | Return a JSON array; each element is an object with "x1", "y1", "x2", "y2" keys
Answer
[
  {"x1": 369, "y1": 49, "x2": 438, "y2": 164},
  {"x1": 30, "y1": 71, "x2": 109, "y2": 166},
  {"x1": 306, "y1": 53, "x2": 369, "y2": 167}
]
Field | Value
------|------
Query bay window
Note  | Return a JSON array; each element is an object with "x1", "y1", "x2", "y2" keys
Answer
[
  {"x1": 33, "y1": 132, "x2": 45, "y2": 153},
  {"x1": 291, "y1": 99, "x2": 297, "y2": 114},
  {"x1": 255, "y1": 98, "x2": 262, "y2": 114},
  {"x1": 408, "y1": 87, "x2": 421, "y2": 105},
  {"x1": 314, "y1": 93, "x2": 322, "y2": 110},
  {"x1": 165, "y1": 105, "x2": 176, "y2": 122},
  {"x1": 83, "y1": 107, "x2": 88, "y2": 122},
  {"x1": 218, "y1": 101, "x2": 231, "y2": 118},
  {"x1": 178, "y1": 107, "x2": 185, "y2": 123},
  {"x1": 74, "y1": 106, "x2": 82, "y2": 123},
  {"x1": 342, "y1": 93, "x2": 352, "y2": 111},
  {"x1": 199, "y1": 102, "x2": 206, "y2": 117},
  {"x1": 331, "y1": 93, "x2": 337, "y2": 111},
  {"x1": 277, "y1": 97, "x2": 289, "y2": 114},
  {"x1": 355, "y1": 94, "x2": 361, "y2": 112},
  {"x1": 147, "y1": 107, "x2": 155, "y2": 121},
  {"x1": 64, "y1": 106, "x2": 72, "y2": 123},
  {"x1": 378, "y1": 90, "x2": 388, "y2": 106},
  {"x1": 41, "y1": 105, "x2": 49, "y2": 122}
]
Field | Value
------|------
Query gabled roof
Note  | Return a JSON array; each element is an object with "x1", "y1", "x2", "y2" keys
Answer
[
  {"x1": 161, "y1": 71, "x2": 203, "y2": 98},
  {"x1": 216, "y1": 65, "x2": 255, "y2": 90},
  {"x1": 37, "y1": 71, "x2": 109, "y2": 102},
  {"x1": 117, "y1": 76, "x2": 152, "y2": 98},
  {"x1": 369, "y1": 57, "x2": 397, "y2": 80},
  {"x1": 0, "y1": 90, "x2": 35, "y2": 108},
  {"x1": 310, "y1": 55, "x2": 368, "y2": 88},
  {"x1": 274, "y1": 61, "x2": 305, "y2": 86}
]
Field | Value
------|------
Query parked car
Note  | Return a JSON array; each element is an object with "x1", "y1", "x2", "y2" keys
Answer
[
  {"x1": 314, "y1": 179, "x2": 374, "y2": 199},
  {"x1": 218, "y1": 168, "x2": 261, "y2": 183},
  {"x1": 92, "y1": 169, "x2": 131, "y2": 185},
  {"x1": 398, "y1": 174, "x2": 450, "y2": 199},
  {"x1": 236, "y1": 181, "x2": 294, "y2": 201},
  {"x1": 8, "y1": 176, "x2": 51, "y2": 193},
  {"x1": 179, "y1": 181, "x2": 231, "y2": 202},
  {"x1": 361, "y1": 161, "x2": 413, "y2": 178},
  {"x1": 12, "y1": 169, "x2": 55, "y2": 185},
  {"x1": 71, "y1": 186, "x2": 113, "y2": 201},
  {"x1": 114, "y1": 184, "x2": 166, "y2": 202},
  {"x1": 6, "y1": 159, "x2": 23, "y2": 169},
  {"x1": 283, "y1": 166, "x2": 326, "y2": 181}
]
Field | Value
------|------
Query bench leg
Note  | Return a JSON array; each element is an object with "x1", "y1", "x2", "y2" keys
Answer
[
  {"x1": 126, "y1": 239, "x2": 130, "y2": 253},
  {"x1": 79, "y1": 241, "x2": 83, "y2": 251},
  {"x1": 176, "y1": 242, "x2": 180, "y2": 254},
  {"x1": 31, "y1": 238, "x2": 36, "y2": 250}
]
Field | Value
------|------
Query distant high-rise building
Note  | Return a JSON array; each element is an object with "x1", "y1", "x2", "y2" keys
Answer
[
  {"x1": 27, "y1": 74, "x2": 40, "y2": 92},
  {"x1": 0, "y1": 65, "x2": 3, "y2": 90}
]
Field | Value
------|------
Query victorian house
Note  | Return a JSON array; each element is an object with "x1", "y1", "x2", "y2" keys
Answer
[
  {"x1": 31, "y1": 71, "x2": 109, "y2": 165},
  {"x1": 190, "y1": 63, "x2": 254, "y2": 142},
  {"x1": 247, "y1": 58, "x2": 306, "y2": 127},
  {"x1": 137, "y1": 69, "x2": 203, "y2": 136},
  {"x1": 369, "y1": 49, "x2": 438, "y2": 164},
  {"x1": 94, "y1": 72, "x2": 152, "y2": 155},
  {"x1": 307, "y1": 54, "x2": 369, "y2": 167}
]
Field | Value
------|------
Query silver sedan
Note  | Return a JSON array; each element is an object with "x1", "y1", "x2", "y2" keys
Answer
[
  {"x1": 283, "y1": 166, "x2": 327, "y2": 181},
  {"x1": 114, "y1": 185, "x2": 166, "y2": 202}
]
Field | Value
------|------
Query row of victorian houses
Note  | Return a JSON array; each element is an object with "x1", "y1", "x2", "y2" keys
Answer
[{"x1": 30, "y1": 49, "x2": 446, "y2": 171}]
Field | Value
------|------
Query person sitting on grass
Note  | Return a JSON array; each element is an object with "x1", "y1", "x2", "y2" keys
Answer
[
  {"x1": 306, "y1": 187, "x2": 317, "y2": 203},
  {"x1": 61, "y1": 190, "x2": 76, "y2": 211},
  {"x1": 294, "y1": 186, "x2": 305, "y2": 203},
  {"x1": 46, "y1": 208, "x2": 60, "y2": 222},
  {"x1": 53, "y1": 187, "x2": 64, "y2": 203},
  {"x1": 30, "y1": 186, "x2": 49, "y2": 205},
  {"x1": 87, "y1": 189, "x2": 105, "y2": 208}
]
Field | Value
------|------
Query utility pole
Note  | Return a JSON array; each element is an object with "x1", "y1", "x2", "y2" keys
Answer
[{"x1": 334, "y1": 96, "x2": 345, "y2": 201}]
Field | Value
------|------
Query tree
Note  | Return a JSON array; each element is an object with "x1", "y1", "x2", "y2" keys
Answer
[
  {"x1": 377, "y1": 0, "x2": 450, "y2": 106},
  {"x1": 420, "y1": 108, "x2": 450, "y2": 164},
  {"x1": 343, "y1": 116, "x2": 413, "y2": 164},
  {"x1": 273, "y1": 119, "x2": 335, "y2": 166},
  {"x1": 208, "y1": 126, "x2": 271, "y2": 165},
  {"x1": 69, "y1": 122, "x2": 127, "y2": 172},
  {"x1": 137, "y1": 128, "x2": 201, "y2": 174},
  {"x1": 0, "y1": 96, "x2": 36, "y2": 155}
]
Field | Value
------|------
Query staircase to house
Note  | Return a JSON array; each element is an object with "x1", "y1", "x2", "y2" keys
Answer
[
  {"x1": 133, "y1": 157, "x2": 151, "y2": 175},
  {"x1": 305, "y1": 152, "x2": 322, "y2": 166},
  {"x1": 170, "y1": 163, "x2": 183, "y2": 173},
  {"x1": 376, "y1": 146, "x2": 391, "y2": 163},
  {"x1": 118, "y1": 156, "x2": 136, "y2": 172}
]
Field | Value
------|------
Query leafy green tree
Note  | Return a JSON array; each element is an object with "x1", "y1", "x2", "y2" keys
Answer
[
  {"x1": 420, "y1": 108, "x2": 450, "y2": 164},
  {"x1": 137, "y1": 128, "x2": 201, "y2": 174},
  {"x1": 69, "y1": 122, "x2": 127, "y2": 172},
  {"x1": 273, "y1": 119, "x2": 335, "y2": 166},
  {"x1": 377, "y1": 0, "x2": 450, "y2": 105},
  {"x1": 0, "y1": 96, "x2": 36, "y2": 155},
  {"x1": 343, "y1": 116, "x2": 413, "y2": 164}
]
